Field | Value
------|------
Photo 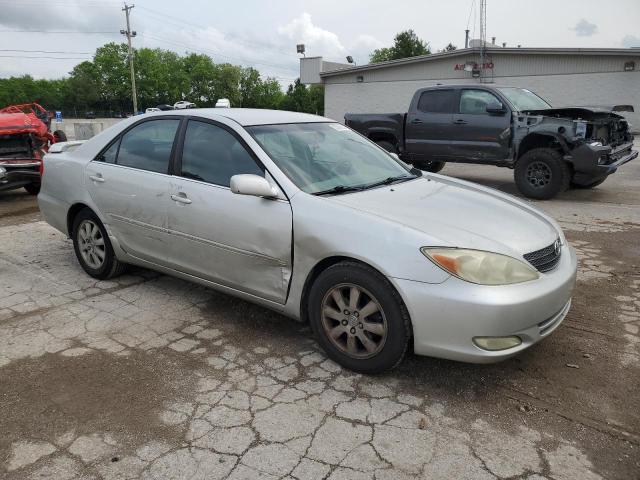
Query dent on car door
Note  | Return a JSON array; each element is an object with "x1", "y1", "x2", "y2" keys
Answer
[
  {"x1": 405, "y1": 89, "x2": 456, "y2": 162},
  {"x1": 85, "y1": 118, "x2": 180, "y2": 263},
  {"x1": 450, "y1": 89, "x2": 512, "y2": 161},
  {"x1": 167, "y1": 119, "x2": 293, "y2": 304}
]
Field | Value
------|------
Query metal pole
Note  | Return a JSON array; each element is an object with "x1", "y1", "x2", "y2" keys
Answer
[
  {"x1": 465, "y1": 29, "x2": 469, "y2": 49},
  {"x1": 122, "y1": 4, "x2": 138, "y2": 115}
]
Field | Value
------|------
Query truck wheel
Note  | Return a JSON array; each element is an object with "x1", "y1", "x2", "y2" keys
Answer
[
  {"x1": 514, "y1": 148, "x2": 570, "y2": 200},
  {"x1": 53, "y1": 130, "x2": 67, "y2": 142},
  {"x1": 376, "y1": 140, "x2": 397, "y2": 153},
  {"x1": 24, "y1": 183, "x2": 40, "y2": 195},
  {"x1": 571, "y1": 177, "x2": 607, "y2": 189},
  {"x1": 415, "y1": 159, "x2": 446, "y2": 173}
]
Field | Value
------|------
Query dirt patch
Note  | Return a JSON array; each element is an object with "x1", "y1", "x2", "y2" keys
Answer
[{"x1": 0, "y1": 349, "x2": 196, "y2": 463}]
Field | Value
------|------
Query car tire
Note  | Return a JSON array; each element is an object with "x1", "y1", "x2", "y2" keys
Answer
[
  {"x1": 571, "y1": 177, "x2": 607, "y2": 189},
  {"x1": 514, "y1": 148, "x2": 570, "y2": 200},
  {"x1": 53, "y1": 130, "x2": 67, "y2": 142},
  {"x1": 72, "y1": 208, "x2": 127, "y2": 280},
  {"x1": 24, "y1": 183, "x2": 40, "y2": 195},
  {"x1": 308, "y1": 261, "x2": 411, "y2": 374},
  {"x1": 415, "y1": 159, "x2": 446, "y2": 173},
  {"x1": 375, "y1": 140, "x2": 398, "y2": 154}
]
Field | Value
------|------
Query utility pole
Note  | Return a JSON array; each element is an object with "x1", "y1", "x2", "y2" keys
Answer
[
  {"x1": 479, "y1": 0, "x2": 487, "y2": 82},
  {"x1": 121, "y1": 3, "x2": 138, "y2": 114}
]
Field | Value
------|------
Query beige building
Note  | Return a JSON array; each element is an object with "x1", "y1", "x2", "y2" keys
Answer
[{"x1": 300, "y1": 47, "x2": 640, "y2": 129}]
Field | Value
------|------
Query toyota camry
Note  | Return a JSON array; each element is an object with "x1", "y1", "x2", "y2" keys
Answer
[{"x1": 38, "y1": 109, "x2": 577, "y2": 373}]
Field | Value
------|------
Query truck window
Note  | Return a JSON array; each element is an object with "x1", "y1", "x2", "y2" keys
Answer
[
  {"x1": 459, "y1": 89, "x2": 501, "y2": 115},
  {"x1": 417, "y1": 90, "x2": 455, "y2": 113}
]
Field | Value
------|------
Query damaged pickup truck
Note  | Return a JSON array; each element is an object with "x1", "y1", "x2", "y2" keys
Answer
[{"x1": 345, "y1": 85, "x2": 637, "y2": 199}]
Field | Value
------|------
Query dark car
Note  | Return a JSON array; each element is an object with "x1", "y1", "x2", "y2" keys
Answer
[
  {"x1": 84, "y1": 111, "x2": 96, "y2": 119},
  {"x1": 345, "y1": 85, "x2": 637, "y2": 199},
  {"x1": 156, "y1": 104, "x2": 174, "y2": 111}
]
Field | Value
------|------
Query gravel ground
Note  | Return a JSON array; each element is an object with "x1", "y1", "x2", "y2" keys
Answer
[{"x1": 0, "y1": 150, "x2": 638, "y2": 479}]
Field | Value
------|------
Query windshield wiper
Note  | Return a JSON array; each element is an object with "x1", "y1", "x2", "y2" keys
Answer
[
  {"x1": 361, "y1": 174, "x2": 417, "y2": 190},
  {"x1": 312, "y1": 184, "x2": 366, "y2": 196}
]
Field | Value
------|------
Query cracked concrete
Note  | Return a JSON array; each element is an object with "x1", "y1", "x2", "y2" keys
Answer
[{"x1": 2, "y1": 152, "x2": 640, "y2": 479}]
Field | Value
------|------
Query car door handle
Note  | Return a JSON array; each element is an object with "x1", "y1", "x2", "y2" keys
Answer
[
  {"x1": 171, "y1": 193, "x2": 192, "y2": 204},
  {"x1": 89, "y1": 174, "x2": 105, "y2": 183},
  {"x1": 410, "y1": 119, "x2": 423, "y2": 125},
  {"x1": 452, "y1": 119, "x2": 468, "y2": 125}
]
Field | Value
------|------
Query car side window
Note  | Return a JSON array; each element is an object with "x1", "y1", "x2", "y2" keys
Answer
[
  {"x1": 116, "y1": 119, "x2": 180, "y2": 174},
  {"x1": 417, "y1": 90, "x2": 455, "y2": 113},
  {"x1": 180, "y1": 120, "x2": 264, "y2": 187},
  {"x1": 459, "y1": 90, "x2": 501, "y2": 115},
  {"x1": 96, "y1": 139, "x2": 119, "y2": 164}
]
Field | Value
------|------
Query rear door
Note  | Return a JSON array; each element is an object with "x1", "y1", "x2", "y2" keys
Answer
[
  {"x1": 449, "y1": 88, "x2": 512, "y2": 161},
  {"x1": 405, "y1": 88, "x2": 456, "y2": 162},
  {"x1": 85, "y1": 118, "x2": 180, "y2": 264},
  {"x1": 166, "y1": 118, "x2": 293, "y2": 304}
]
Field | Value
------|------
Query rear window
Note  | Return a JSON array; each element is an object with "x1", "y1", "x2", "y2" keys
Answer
[{"x1": 417, "y1": 90, "x2": 455, "y2": 113}]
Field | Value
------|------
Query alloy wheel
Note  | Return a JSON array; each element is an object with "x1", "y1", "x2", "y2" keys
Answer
[
  {"x1": 526, "y1": 161, "x2": 552, "y2": 188},
  {"x1": 77, "y1": 219, "x2": 106, "y2": 269},
  {"x1": 321, "y1": 283, "x2": 388, "y2": 359}
]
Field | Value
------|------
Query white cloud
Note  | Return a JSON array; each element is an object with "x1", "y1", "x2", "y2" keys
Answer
[
  {"x1": 621, "y1": 35, "x2": 640, "y2": 48},
  {"x1": 278, "y1": 13, "x2": 345, "y2": 58},
  {"x1": 572, "y1": 19, "x2": 598, "y2": 37}
]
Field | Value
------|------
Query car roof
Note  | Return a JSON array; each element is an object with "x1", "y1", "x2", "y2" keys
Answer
[{"x1": 150, "y1": 108, "x2": 332, "y2": 127}]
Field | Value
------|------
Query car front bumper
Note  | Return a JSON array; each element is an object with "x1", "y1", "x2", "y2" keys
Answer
[
  {"x1": 391, "y1": 244, "x2": 577, "y2": 363},
  {"x1": 568, "y1": 141, "x2": 638, "y2": 186},
  {"x1": 0, "y1": 164, "x2": 40, "y2": 191}
]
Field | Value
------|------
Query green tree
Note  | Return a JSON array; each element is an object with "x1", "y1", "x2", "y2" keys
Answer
[
  {"x1": 280, "y1": 79, "x2": 324, "y2": 115},
  {"x1": 443, "y1": 43, "x2": 457, "y2": 52},
  {"x1": 370, "y1": 29, "x2": 430, "y2": 63}
]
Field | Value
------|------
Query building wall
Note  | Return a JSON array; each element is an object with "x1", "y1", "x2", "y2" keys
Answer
[{"x1": 325, "y1": 70, "x2": 640, "y2": 129}]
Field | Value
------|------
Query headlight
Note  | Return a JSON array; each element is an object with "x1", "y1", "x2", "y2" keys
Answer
[{"x1": 421, "y1": 247, "x2": 539, "y2": 285}]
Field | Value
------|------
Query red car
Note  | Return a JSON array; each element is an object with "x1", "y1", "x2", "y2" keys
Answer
[{"x1": 0, "y1": 103, "x2": 66, "y2": 195}]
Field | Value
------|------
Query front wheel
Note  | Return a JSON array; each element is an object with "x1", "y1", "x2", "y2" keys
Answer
[
  {"x1": 514, "y1": 148, "x2": 571, "y2": 200},
  {"x1": 72, "y1": 208, "x2": 127, "y2": 279},
  {"x1": 53, "y1": 130, "x2": 67, "y2": 143},
  {"x1": 308, "y1": 262, "x2": 411, "y2": 374}
]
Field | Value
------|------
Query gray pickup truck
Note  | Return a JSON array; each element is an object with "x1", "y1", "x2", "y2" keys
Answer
[{"x1": 345, "y1": 85, "x2": 637, "y2": 199}]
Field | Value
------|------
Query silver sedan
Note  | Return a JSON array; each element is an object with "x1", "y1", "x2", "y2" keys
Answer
[{"x1": 38, "y1": 109, "x2": 577, "y2": 373}]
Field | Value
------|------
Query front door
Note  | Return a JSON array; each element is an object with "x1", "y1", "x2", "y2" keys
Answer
[
  {"x1": 167, "y1": 119, "x2": 293, "y2": 304},
  {"x1": 85, "y1": 118, "x2": 180, "y2": 263},
  {"x1": 405, "y1": 88, "x2": 456, "y2": 162},
  {"x1": 449, "y1": 89, "x2": 512, "y2": 162}
]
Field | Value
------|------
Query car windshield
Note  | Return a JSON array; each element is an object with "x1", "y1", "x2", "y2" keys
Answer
[
  {"x1": 497, "y1": 87, "x2": 551, "y2": 111},
  {"x1": 247, "y1": 122, "x2": 415, "y2": 194}
]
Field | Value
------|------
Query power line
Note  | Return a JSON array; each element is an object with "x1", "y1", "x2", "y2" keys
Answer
[
  {"x1": 0, "y1": 55, "x2": 90, "y2": 59},
  {"x1": 0, "y1": 29, "x2": 119, "y2": 34},
  {"x1": 0, "y1": 49, "x2": 92, "y2": 54}
]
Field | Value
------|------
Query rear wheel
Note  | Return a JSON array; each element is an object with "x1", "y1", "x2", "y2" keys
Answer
[
  {"x1": 514, "y1": 148, "x2": 570, "y2": 199},
  {"x1": 53, "y1": 130, "x2": 67, "y2": 142},
  {"x1": 24, "y1": 183, "x2": 40, "y2": 195},
  {"x1": 308, "y1": 261, "x2": 411, "y2": 373},
  {"x1": 72, "y1": 208, "x2": 127, "y2": 279},
  {"x1": 375, "y1": 140, "x2": 397, "y2": 154},
  {"x1": 414, "y1": 159, "x2": 446, "y2": 173}
]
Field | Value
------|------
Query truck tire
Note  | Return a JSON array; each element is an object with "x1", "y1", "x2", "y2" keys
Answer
[
  {"x1": 24, "y1": 183, "x2": 40, "y2": 195},
  {"x1": 53, "y1": 130, "x2": 67, "y2": 142},
  {"x1": 571, "y1": 177, "x2": 607, "y2": 189},
  {"x1": 514, "y1": 148, "x2": 570, "y2": 200},
  {"x1": 375, "y1": 140, "x2": 397, "y2": 153},
  {"x1": 415, "y1": 159, "x2": 446, "y2": 173}
]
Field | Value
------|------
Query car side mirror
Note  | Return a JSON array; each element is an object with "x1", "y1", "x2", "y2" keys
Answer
[
  {"x1": 486, "y1": 102, "x2": 506, "y2": 114},
  {"x1": 230, "y1": 174, "x2": 279, "y2": 199}
]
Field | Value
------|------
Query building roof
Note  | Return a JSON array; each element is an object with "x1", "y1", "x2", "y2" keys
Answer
[{"x1": 320, "y1": 47, "x2": 640, "y2": 78}]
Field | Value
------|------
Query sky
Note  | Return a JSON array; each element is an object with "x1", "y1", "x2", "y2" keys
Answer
[{"x1": 1, "y1": 0, "x2": 639, "y2": 85}]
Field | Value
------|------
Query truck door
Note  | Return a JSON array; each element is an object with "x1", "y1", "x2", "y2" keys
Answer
[
  {"x1": 405, "y1": 89, "x2": 456, "y2": 163},
  {"x1": 449, "y1": 89, "x2": 512, "y2": 162}
]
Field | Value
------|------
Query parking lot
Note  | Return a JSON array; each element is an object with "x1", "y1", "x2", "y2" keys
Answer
[{"x1": 1, "y1": 152, "x2": 639, "y2": 479}]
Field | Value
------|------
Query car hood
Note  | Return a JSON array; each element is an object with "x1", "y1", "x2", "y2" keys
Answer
[
  {"x1": 327, "y1": 175, "x2": 560, "y2": 258},
  {"x1": 522, "y1": 106, "x2": 631, "y2": 119}
]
